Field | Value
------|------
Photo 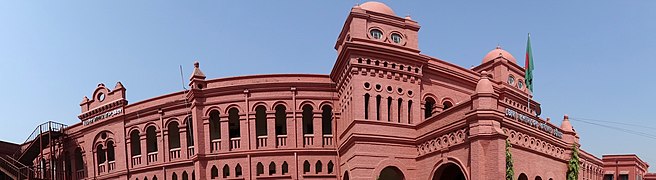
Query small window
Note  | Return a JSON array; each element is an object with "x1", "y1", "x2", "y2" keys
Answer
[
  {"x1": 391, "y1": 33, "x2": 402, "y2": 43},
  {"x1": 518, "y1": 79, "x2": 525, "y2": 89},
  {"x1": 508, "y1": 75, "x2": 515, "y2": 85},
  {"x1": 370, "y1": 29, "x2": 383, "y2": 39}
]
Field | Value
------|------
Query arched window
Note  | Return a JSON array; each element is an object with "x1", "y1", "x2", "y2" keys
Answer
[
  {"x1": 147, "y1": 126, "x2": 158, "y2": 153},
  {"x1": 424, "y1": 97, "x2": 436, "y2": 119},
  {"x1": 407, "y1": 100, "x2": 413, "y2": 124},
  {"x1": 535, "y1": 176, "x2": 542, "y2": 180},
  {"x1": 376, "y1": 95, "x2": 381, "y2": 120},
  {"x1": 96, "y1": 144, "x2": 105, "y2": 165},
  {"x1": 228, "y1": 108, "x2": 241, "y2": 138},
  {"x1": 235, "y1": 164, "x2": 242, "y2": 177},
  {"x1": 222, "y1": 165, "x2": 230, "y2": 178},
  {"x1": 378, "y1": 166, "x2": 404, "y2": 180},
  {"x1": 315, "y1": 161, "x2": 323, "y2": 174},
  {"x1": 211, "y1": 165, "x2": 219, "y2": 179},
  {"x1": 152, "y1": 176, "x2": 157, "y2": 180},
  {"x1": 327, "y1": 161, "x2": 334, "y2": 174},
  {"x1": 209, "y1": 110, "x2": 221, "y2": 141},
  {"x1": 144, "y1": 177, "x2": 148, "y2": 180},
  {"x1": 172, "y1": 173, "x2": 177, "y2": 180},
  {"x1": 518, "y1": 173, "x2": 528, "y2": 180},
  {"x1": 387, "y1": 97, "x2": 392, "y2": 122},
  {"x1": 344, "y1": 171, "x2": 350, "y2": 180},
  {"x1": 106, "y1": 141, "x2": 115, "y2": 162},
  {"x1": 322, "y1": 106, "x2": 333, "y2": 135},
  {"x1": 255, "y1": 106, "x2": 267, "y2": 136},
  {"x1": 182, "y1": 171, "x2": 188, "y2": 180},
  {"x1": 256, "y1": 162, "x2": 264, "y2": 176},
  {"x1": 130, "y1": 130, "x2": 141, "y2": 156},
  {"x1": 75, "y1": 147, "x2": 84, "y2": 170},
  {"x1": 168, "y1": 122, "x2": 181, "y2": 149},
  {"x1": 364, "y1": 93, "x2": 370, "y2": 119},
  {"x1": 185, "y1": 116, "x2": 194, "y2": 147},
  {"x1": 269, "y1": 162, "x2": 276, "y2": 175},
  {"x1": 397, "y1": 98, "x2": 403, "y2": 123},
  {"x1": 443, "y1": 101, "x2": 453, "y2": 110},
  {"x1": 192, "y1": 171, "x2": 195, "y2": 180},
  {"x1": 303, "y1": 160, "x2": 310, "y2": 174},
  {"x1": 275, "y1": 105, "x2": 287, "y2": 135},
  {"x1": 302, "y1": 105, "x2": 314, "y2": 134},
  {"x1": 282, "y1": 161, "x2": 289, "y2": 175}
]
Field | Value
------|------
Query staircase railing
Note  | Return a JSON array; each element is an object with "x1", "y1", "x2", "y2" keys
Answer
[
  {"x1": 14, "y1": 121, "x2": 67, "y2": 157},
  {"x1": 0, "y1": 155, "x2": 32, "y2": 179}
]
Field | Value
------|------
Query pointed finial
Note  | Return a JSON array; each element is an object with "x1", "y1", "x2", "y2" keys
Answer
[
  {"x1": 115, "y1": 81, "x2": 124, "y2": 90},
  {"x1": 194, "y1": 61, "x2": 200, "y2": 68}
]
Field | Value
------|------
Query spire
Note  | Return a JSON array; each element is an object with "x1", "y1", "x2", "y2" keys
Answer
[
  {"x1": 190, "y1": 61, "x2": 206, "y2": 80},
  {"x1": 475, "y1": 71, "x2": 494, "y2": 94},
  {"x1": 560, "y1": 114, "x2": 574, "y2": 132},
  {"x1": 80, "y1": 96, "x2": 89, "y2": 104},
  {"x1": 114, "y1": 81, "x2": 125, "y2": 90}
]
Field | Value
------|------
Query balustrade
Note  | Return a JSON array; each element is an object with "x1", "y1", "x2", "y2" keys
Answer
[
  {"x1": 97, "y1": 164, "x2": 106, "y2": 174},
  {"x1": 230, "y1": 137, "x2": 241, "y2": 150},
  {"x1": 276, "y1": 135, "x2": 287, "y2": 147},
  {"x1": 76, "y1": 170, "x2": 86, "y2": 179},
  {"x1": 322, "y1": 134, "x2": 333, "y2": 146},
  {"x1": 169, "y1": 148, "x2": 181, "y2": 160},
  {"x1": 303, "y1": 134, "x2": 314, "y2": 146},
  {"x1": 147, "y1": 152, "x2": 158, "y2": 163},
  {"x1": 131, "y1": 155, "x2": 142, "y2": 166},
  {"x1": 108, "y1": 161, "x2": 115, "y2": 171},
  {"x1": 211, "y1": 139, "x2": 221, "y2": 153},
  {"x1": 257, "y1": 136, "x2": 267, "y2": 148},
  {"x1": 187, "y1": 146, "x2": 195, "y2": 157}
]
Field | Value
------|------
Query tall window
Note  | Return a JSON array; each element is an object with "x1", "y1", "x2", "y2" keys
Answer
[
  {"x1": 235, "y1": 164, "x2": 242, "y2": 177},
  {"x1": 223, "y1": 165, "x2": 230, "y2": 178},
  {"x1": 327, "y1": 161, "x2": 334, "y2": 174},
  {"x1": 147, "y1": 126, "x2": 158, "y2": 153},
  {"x1": 255, "y1": 106, "x2": 267, "y2": 136},
  {"x1": 75, "y1": 147, "x2": 84, "y2": 170},
  {"x1": 228, "y1": 108, "x2": 241, "y2": 138},
  {"x1": 407, "y1": 100, "x2": 413, "y2": 124},
  {"x1": 364, "y1": 94, "x2": 370, "y2": 119},
  {"x1": 256, "y1": 162, "x2": 264, "y2": 176},
  {"x1": 269, "y1": 162, "x2": 276, "y2": 175},
  {"x1": 130, "y1": 130, "x2": 141, "y2": 156},
  {"x1": 397, "y1": 98, "x2": 402, "y2": 123},
  {"x1": 96, "y1": 144, "x2": 105, "y2": 165},
  {"x1": 322, "y1": 106, "x2": 333, "y2": 135},
  {"x1": 424, "y1": 97, "x2": 435, "y2": 119},
  {"x1": 275, "y1": 105, "x2": 287, "y2": 135},
  {"x1": 168, "y1": 122, "x2": 181, "y2": 149},
  {"x1": 185, "y1": 116, "x2": 194, "y2": 147},
  {"x1": 209, "y1": 110, "x2": 220, "y2": 141},
  {"x1": 182, "y1": 171, "x2": 188, "y2": 180},
  {"x1": 211, "y1": 166, "x2": 218, "y2": 179},
  {"x1": 376, "y1": 95, "x2": 381, "y2": 120},
  {"x1": 282, "y1": 162, "x2": 289, "y2": 175},
  {"x1": 387, "y1": 97, "x2": 392, "y2": 122},
  {"x1": 303, "y1": 160, "x2": 310, "y2": 174},
  {"x1": 107, "y1": 141, "x2": 115, "y2": 162},
  {"x1": 302, "y1": 105, "x2": 314, "y2": 134},
  {"x1": 315, "y1": 161, "x2": 323, "y2": 174}
]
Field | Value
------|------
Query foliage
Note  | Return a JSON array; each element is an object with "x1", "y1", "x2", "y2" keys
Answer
[
  {"x1": 566, "y1": 144, "x2": 580, "y2": 180},
  {"x1": 506, "y1": 139, "x2": 514, "y2": 180}
]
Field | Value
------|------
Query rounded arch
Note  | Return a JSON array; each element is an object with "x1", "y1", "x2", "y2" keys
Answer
[
  {"x1": 250, "y1": 102, "x2": 269, "y2": 112},
  {"x1": 429, "y1": 157, "x2": 469, "y2": 180},
  {"x1": 441, "y1": 98, "x2": 454, "y2": 110},
  {"x1": 535, "y1": 176, "x2": 542, "y2": 180},
  {"x1": 318, "y1": 101, "x2": 334, "y2": 111},
  {"x1": 141, "y1": 122, "x2": 160, "y2": 133},
  {"x1": 127, "y1": 126, "x2": 141, "y2": 137},
  {"x1": 518, "y1": 173, "x2": 528, "y2": 180},
  {"x1": 372, "y1": 158, "x2": 410, "y2": 180},
  {"x1": 204, "y1": 106, "x2": 222, "y2": 117},
  {"x1": 297, "y1": 100, "x2": 317, "y2": 111},
  {"x1": 378, "y1": 166, "x2": 405, "y2": 180},
  {"x1": 224, "y1": 104, "x2": 244, "y2": 115},
  {"x1": 92, "y1": 130, "x2": 116, "y2": 148},
  {"x1": 270, "y1": 101, "x2": 289, "y2": 111},
  {"x1": 422, "y1": 93, "x2": 438, "y2": 103},
  {"x1": 164, "y1": 118, "x2": 181, "y2": 129},
  {"x1": 343, "y1": 171, "x2": 350, "y2": 180}
]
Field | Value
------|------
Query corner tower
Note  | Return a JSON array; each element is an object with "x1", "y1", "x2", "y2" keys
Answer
[{"x1": 330, "y1": 2, "x2": 429, "y2": 179}]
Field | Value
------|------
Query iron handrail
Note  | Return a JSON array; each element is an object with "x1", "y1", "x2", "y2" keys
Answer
[{"x1": 14, "y1": 121, "x2": 67, "y2": 158}]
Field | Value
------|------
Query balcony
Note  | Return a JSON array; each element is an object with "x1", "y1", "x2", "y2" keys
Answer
[
  {"x1": 322, "y1": 134, "x2": 333, "y2": 146},
  {"x1": 276, "y1": 135, "x2": 287, "y2": 147},
  {"x1": 303, "y1": 134, "x2": 314, "y2": 147},
  {"x1": 147, "y1": 152, "x2": 158, "y2": 164},
  {"x1": 187, "y1": 146, "x2": 195, "y2": 157},
  {"x1": 230, "y1": 137, "x2": 241, "y2": 150},
  {"x1": 108, "y1": 161, "x2": 115, "y2": 171},
  {"x1": 76, "y1": 170, "x2": 86, "y2": 179},
  {"x1": 169, "y1": 148, "x2": 181, "y2": 160},
  {"x1": 257, "y1": 136, "x2": 267, "y2": 148},
  {"x1": 211, "y1": 139, "x2": 221, "y2": 153},
  {"x1": 131, "y1": 155, "x2": 142, "y2": 167},
  {"x1": 97, "y1": 164, "x2": 106, "y2": 174}
]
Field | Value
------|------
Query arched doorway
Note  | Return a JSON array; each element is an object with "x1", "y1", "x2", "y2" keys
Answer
[
  {"x1": 378, "y1": 166, "x2": 404, "y2": 180},
  {"x1": 518, "y1": 173, "x2": 528, "y2": 180},
  {"x1": 432, "y1": 163, "x2": 465, "y2": 180}
]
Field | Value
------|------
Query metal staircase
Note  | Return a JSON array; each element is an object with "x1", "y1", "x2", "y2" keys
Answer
[{"x1": 0, "y1": 121, "x2": 67, "y2": 180}]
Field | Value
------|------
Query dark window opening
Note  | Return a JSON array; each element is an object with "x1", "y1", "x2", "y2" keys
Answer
[
  {"x1": 255, "y1": 106, "x2": 267, "y2": 136},
  {"x1": 302, "y1": 105, "x2": 314, "y2": 134},
  {"x1": 229, "y1": 108, "x2": 241, "y2": 138},
  {"x1": 167, "y1": 122, "x2": 181, "y2": 149},
  {"x1": 275, "y1": 105, "x2": 287, "y2": 135},
  {"x1": 322, "y1": 106, "x2": 333, "y2": 135}
]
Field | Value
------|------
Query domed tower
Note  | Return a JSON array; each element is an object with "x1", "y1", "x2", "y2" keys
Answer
[{"x1": 330, "y1": 2, "x2": 428, "y2": 179}]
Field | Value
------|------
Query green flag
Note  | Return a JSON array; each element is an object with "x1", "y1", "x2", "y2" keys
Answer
[{"x1": 525, "y1": 34, "x2": 534, "y2": 92}]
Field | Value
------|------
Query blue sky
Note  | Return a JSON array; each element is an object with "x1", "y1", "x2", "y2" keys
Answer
[{"x1": 1, "y1": 1, "x2": 655, "y2": 171}]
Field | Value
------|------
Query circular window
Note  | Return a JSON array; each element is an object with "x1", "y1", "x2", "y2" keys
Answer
[
  {"x1": 370, "y1": 29, "x2": 383, "y2": 39},
  {"x1": 364, "y1": 82, "x2": 371, "y2": 89},
  {"x1": 101, "y1": 132, "x2": 107, "y2": 139},
  {"x1": 386, "y1": 86, "x2": 393, "y2": 92},
  {"x1": 375, "y1": 84, "x2": 382, "y2": 91},
  {"x1": 518, "y1": 79, "x2": 524, "y2": 89},
  {"x1": 391, "y1": 33, "x2": 403, "y2": 43},
  {"x1": 397, "y1": 88, "x2": 403, "y2": 94},
  {"x1": 97, "y1": 93, "x2": 105, "y2": 102},
  {"x1": 407, "y1": 90, "x2": 413, "y2": 96},
  {"x1": 508, "y1": 75, "x2": 515, "y2": 85}
]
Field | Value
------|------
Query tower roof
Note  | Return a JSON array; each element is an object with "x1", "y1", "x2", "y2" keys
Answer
[
  {"x1": 482, "y1": 46, "x2": 516, "y2": 64},
  {"x1": 359, "y1": 1, "x2": 396, "y2": 16}
]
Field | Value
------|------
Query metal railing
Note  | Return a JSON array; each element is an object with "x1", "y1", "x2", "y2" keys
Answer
[{"x1": 15, "y1": 121, "x2": 67, "y2": 157}]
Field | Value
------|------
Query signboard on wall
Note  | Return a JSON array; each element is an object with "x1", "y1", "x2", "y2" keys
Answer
[
  {"x1": 83, "y1": 108, "x2": 123, "y2": 126},
  {"x1": 505, "y1": 108, "x2": 563, "y2": 138}
]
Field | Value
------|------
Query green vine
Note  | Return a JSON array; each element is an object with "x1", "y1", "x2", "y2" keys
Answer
[
  {"x1": 506, "y1": 139, "x2": 514, "y2": 180},
  {"x1": 566, "y1": 144, "x2": 580, "y2": 180}
]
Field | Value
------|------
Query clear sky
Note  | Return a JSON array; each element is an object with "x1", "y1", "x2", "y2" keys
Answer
[{"x1": 1, "y1": 0, "x2": 655, "y2": 171}]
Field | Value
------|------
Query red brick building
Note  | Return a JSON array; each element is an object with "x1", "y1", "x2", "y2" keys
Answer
[{"x1": 0, "y1": 2, "x2": 654, "y2": 180}]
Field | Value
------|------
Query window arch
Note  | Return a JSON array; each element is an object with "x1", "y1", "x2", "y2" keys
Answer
[
  {"x1": 211, "y1": 165, "x2": 218, "y2": 179},
  {"x1": 275, "y1": 105, "x2": 287, "y2": 135},
  {"x1": 235, "y1": 164, "x2": 242, "y2": 177},
  {"x1": 322, "y1": 105, "x2": 333, "y2": 135},
  {"x1": 182, "y1": 171, "x2": 188, "y2": 180},
  {"x1": 315, "y1": 161, "x2": 323, "y2": 174},
  {"x1": 518, "y1": 173, "x2": 528, "y2": 180},
  {"x1": 185, "y1": 116, "x2": 194, "y2": 147},
  {"x1": 192, "y1": 171, "x2": 195, "y2": 180},
  {"x1": 228, "y1": 108, "x2": 241, "y2": 138},
  {"x1": 397, "y1": 98, "x2": 403, "y2": 123},
  {"x1": 152, "y1": 176, "x2": 157, "y2": 180},
  {"x1": 387, "y1": 97, "x2": 392, "y2": 122},
  {"x1": 376, "y1": 95, "x2": 381, "y2": 120},
  {"x1": 303, "y1": 160, "x2": 310, "y2": 174},
  {"x1": 146, "y1": 126, "x2": 158, "y2": 153},
  {"x1": 130, "y1": 130, "x2": 141, "y2": 157},
  {"x1": 407, "y1": 100, "x2": 413, "y2": 124},
  {"x1": 327, "y1": 161, "x2": 334, "y2": 174},
  {"x1": 443, "y1": 101, "x2": 453, "y2": 110},
  {"x1": 282, "y1": 161, "x2": 289, "y2": 175},
  {"x1": 96, "y1": 144, "x2": 105, "y2": 165},
  {"x1": 364, "y1": 93, "x2": 370, "y2": 119},
  {"x1": 172, "y1": 172, "x2": 177, "y2": 180},
  {"x1": 269, "y1": 162, "x2": 276, "y2": 175},
  {"x1": 255, "y1": 106, "x2": 267, "y2": 137},
  {"x1": 106, "y1": 141, "x2": 115, "y2": 162},
  {"x1": 378, "y1": 166, "x2": 404, "y2": 180},
  {"x1": 75, "y1": 147, "x2": 84, "y2": 171},
  {"x1": 209, "y1": 110, "x2": 221, "y2": 141},
  {"x1": 425, "y1": 97, "x2": 436, "y2": 118},
  {"x1": 144, "y1": 177, "x2": 147, "y2": 180},
  {"x1": 222, "y1": 165, "x2": 230, "y2": 178},
  {"x1": 535, "y1": 176, "x2": 542, "y2": 180},
  {"x1": 302, "y1": 105, "x2": 314, "y2": 134},
  {"x1": 167, "y1": 121, "x2": 181, "y2": 149},
  {"x1": 256, "y1": 162, "x2": 264, "y2": 176}
]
